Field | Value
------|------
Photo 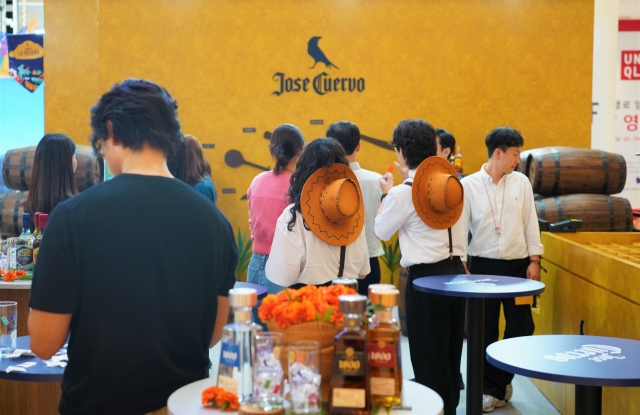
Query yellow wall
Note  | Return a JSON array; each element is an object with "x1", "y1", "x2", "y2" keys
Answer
[{"x1": 44, "y1": 0, "x2": 594, "y2": 233}]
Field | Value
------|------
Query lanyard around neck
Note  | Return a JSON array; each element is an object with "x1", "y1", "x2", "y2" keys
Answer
[{"x1": 482, "y1": 177, "x2": 506, "y2": 235}]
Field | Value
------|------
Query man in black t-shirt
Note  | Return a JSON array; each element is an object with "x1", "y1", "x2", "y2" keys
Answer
[{"x1": 28, "y1": 79, "x2": 237, "y2": 415}]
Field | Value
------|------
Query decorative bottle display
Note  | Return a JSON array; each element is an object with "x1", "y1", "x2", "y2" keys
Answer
[
  {"x1": 15, "y1": 213, "x2": 34, "y2": 275},
  {"x1": 217, "y1": 288, "x2": 263, "y2": 404},
  {"x1": 453, "y1": 145, "x2": 463, "y2": 175},
  {"x1": 329, "y1": 294, "x2": 371, "y2": 415},
  {"x1": 33, "y1": 214, "x2": 48, "y2": 267},
  {"x1": 331, "y1": 277, "x2": 359, "y2": 292},
  {"x1": 367, "y1": 288, "x2": 403, "y2": 407}
]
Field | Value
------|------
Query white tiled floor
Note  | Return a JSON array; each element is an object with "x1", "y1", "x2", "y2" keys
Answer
[{"x1": 209, "y1": 323, "x2": 561, "y2": 414}]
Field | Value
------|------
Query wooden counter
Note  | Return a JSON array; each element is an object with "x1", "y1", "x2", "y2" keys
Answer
[{"x1": 0, "y1": 280, "x2": 32, "y2": 336}]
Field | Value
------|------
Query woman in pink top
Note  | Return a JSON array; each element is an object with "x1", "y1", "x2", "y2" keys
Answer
[{"x1": 247, "y1": 124, "x2": 305, "y2": 294}]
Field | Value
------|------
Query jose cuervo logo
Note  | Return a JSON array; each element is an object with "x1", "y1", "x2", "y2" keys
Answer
[
  {"x1": 544, "y1": 344, "x2": 626, "y2": 363},
  {"x1": 272, "y1": 36, "x2": 365, "y2": 96}
]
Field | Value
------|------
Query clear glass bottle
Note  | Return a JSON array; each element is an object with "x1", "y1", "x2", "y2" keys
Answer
[
  {"x1": 367, "y1": 288, "x2": 403, "y2": 407},
  {"x1": 15, "y1": 213, "x2": 34, "y2": 275},
  {"x1": 332, "y1": 277, "x2": 359, "y2": 292},
  {"x1": 32, "y1": 212, "x2": 42, "y2": 240},
  {"x1": 33, "y1": 214, "x2": 48, "y2": 267},
  {"x1": 329, "y1": 294, "x2": 371, "y2": 415},
  {"x1": 454, "y1": 145, "x2": 464, "y2": 175},
  {"x1": 217, "y1": 288, "x2": 263, "y2": 404}
]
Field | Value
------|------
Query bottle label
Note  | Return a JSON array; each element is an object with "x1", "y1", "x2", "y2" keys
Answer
[
  {"x1": 334, "y1": 346, "x2": 365, "y2": 377},
  {"x1": 220, "y1": 341, "x2": 240, "y2": 368},
  {"x1": 332, "y1": 388, "x2": 366, "y2": 408},
  {"x1": 15, "y1": 246, "x2": 33, "y2": 268},
  {"x1": 370, "y1": 377, "x2": 396, "y2": 396},
  {"x1": 217, "y1": 375, "x2": 239, "y2": 396},
  {"x1": 368, "y1": 341, "x2": 395, "y2": 368}
]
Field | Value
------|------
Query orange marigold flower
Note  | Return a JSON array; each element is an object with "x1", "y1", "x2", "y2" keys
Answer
[
  {"x1": 201, "y1": 386, "x2": 239, "y2": 411},
  {"x1": 15, "y1": 270, "x2": 26, "y2": 277},
  {"x1": 3, "y1": 271, "x2": 16, "y2": 282}
]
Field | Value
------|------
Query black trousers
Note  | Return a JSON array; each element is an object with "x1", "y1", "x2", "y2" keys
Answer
[
  {"x1": 357, "y1": 257, "x2": 381, "y2": 296},
  {"x1": 469, "y1": 256, "x2": 535, "y2": 399},
  {"x1": 407, "y1": 257, "x2": 466, "y2": 415}
]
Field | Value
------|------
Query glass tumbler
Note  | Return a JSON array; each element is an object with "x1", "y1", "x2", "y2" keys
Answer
[
  {"x1": 288, "y1": 340, "x2": 321, "y2": 414},
  {"x1": 253, "y1": 332, "x2": 284, "y2": 409},
  {"x1": 0, "y1": 301, "x2": 17, "y2": 356}
]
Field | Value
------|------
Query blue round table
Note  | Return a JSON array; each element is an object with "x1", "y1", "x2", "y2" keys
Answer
[
  {"x1": 413, "y1": 274, "x2": 545, "y2": 415},
  {"x1": 487, "y1": 335, "x2": 640, "y2": 415},
  {"x1": 0, "y1": 336, "x2": 64, "y2": 382},
  {"x1": 234, "y1": 281, "x2": 268, "y2": 299}
]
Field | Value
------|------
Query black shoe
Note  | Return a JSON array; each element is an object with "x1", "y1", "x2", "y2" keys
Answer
[{"x1": 460, "y1": 373, "x2": 465, "y2": 390}]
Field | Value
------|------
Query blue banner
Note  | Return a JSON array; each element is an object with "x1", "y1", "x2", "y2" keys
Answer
[{"x1": 7, "y1": 34, "x2": 44, "y2": 93}]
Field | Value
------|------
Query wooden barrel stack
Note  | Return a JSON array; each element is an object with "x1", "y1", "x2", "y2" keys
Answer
[
  {"x1": 0, "y1": 145, "x2": 104, "y2": 237},
  {"x1": 516, "y1": 147, "x2": 632, "y2": 232}
]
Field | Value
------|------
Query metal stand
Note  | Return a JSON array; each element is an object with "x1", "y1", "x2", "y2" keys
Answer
[
  {"x1": 575, "y1": 385, "x2": 602, "y2": 415},
  {"x1": 467, "y1": 297, "x2": 484, "y2": 415}
]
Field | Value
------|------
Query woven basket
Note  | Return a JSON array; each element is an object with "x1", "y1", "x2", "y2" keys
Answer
[{"x1": 266, "y1": 320, "x2": 340, "y2": 349}]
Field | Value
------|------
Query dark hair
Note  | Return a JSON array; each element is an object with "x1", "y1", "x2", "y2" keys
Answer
[
  {"x1": 286, "y1": 138, "x2": 349, "y2": 231},
  {"x1": 167, "y1": 137, "x2": 186, "y2": 181},
  {"x1": 326, "y1": 121, "x2": 360, "y2": 155},
  {"x1": 183, "y1": 134, "x2": 212, "y2": 186},
  {"x1": 270, "y1": 124, "x2": 305, "y2": 174},
  {"x1": 391, "y1": 119, "x2": 437, "y2": 169},
  {"x1": 435, "y1": 128, "x2": 456, "y2": 157},
  {"x1": 89, "y1": 78, "x2": 182, "y2": 158},
  {"x1": 24, "y1": 134, "x2": 78, "y2": 215},
  {"x1": 485, "y1": 127, "x2": 524, "y2": 158}
]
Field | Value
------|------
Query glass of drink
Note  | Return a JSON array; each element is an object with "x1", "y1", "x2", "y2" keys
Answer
[
  {"x1": 253, "y1": 332, "x2": 284, "y2": 409},
  {"x1": 0, "y1": 301, "x2": 17, "y2": 356},
  {"x1": 288, "y1": 340, "x2": 321, "y2": 414}
]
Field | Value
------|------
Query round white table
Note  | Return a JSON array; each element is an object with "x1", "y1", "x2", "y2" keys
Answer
[{"x1": 168, "y1": 378, "x2": 444, "y2": 415}]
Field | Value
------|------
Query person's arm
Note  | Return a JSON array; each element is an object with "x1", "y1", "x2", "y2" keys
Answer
[
  {"x1": 522, "y1": 181, "x2": 543, "y2": 281},
  {"x1": 356, "y1": 232, "x2": 371, "y2": 278},
  {"x1": 28, "y1": 310, "x2": 71, "y2": 360},
  {"x1": 374, "y1": 190, "x2": 406, "y2": 241},
  {"x1": 210, "y1": 296, "x2": 229, "y2": 348},
  {"x1": 393, "y1": 162, "x2": 409, "y2": 180},
  {"x1": 265, "y1": 209, "x2": 305, "y2": 286}
]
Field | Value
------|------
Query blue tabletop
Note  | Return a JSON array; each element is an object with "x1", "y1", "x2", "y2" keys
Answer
[
  {"x1": 0, "y1": 336, "x2": 64, "y2": 382},
  {"x1": 234, "y1": 281, "x2": 268, "y2": 299},
  {"x1": 487, "y1": 335, "x2": 640, "y2": 387},
  {"x1": 412, "y1": 274, "x2": 545, "y2": 298}
]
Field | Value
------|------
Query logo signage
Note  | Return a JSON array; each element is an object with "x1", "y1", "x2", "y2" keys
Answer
[
  {"x1": 621, "y1": 51, "x2": 640, "y2": 80},
  {"x1": 220, "y1": 342, "x2": 240, "y2": 368},
  {"x1": 272, "y1": 36, "x2": 365, "y2": 96},
  {"x1": 544, "y1": 344, "x2": 626, "y2": 363}
]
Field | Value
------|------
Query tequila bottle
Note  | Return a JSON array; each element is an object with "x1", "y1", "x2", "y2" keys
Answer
[
  {"x1": 329, "y1": 294, "x2": 371, "y2": 415},
  {"x1": 368, "y1": 288, "x2": 403, "y2": 407},
  {"x1": 217, "y1": 288, "x2": 263, "y2": 404},
  {"x1": 15, "y1": 214, "x2": 34, "y2": 275},
  {"x1": 33, "y1": 214, "x2": 48, "y2": 267}
]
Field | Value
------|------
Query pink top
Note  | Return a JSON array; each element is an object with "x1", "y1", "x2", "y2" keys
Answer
[{"x1": 247, "y1": 171, "x2": 292, "y2": 255}]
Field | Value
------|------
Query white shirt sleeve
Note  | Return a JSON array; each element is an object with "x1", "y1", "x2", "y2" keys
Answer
[
  {"x1": 460, "y1": 179, "x2": 472, "y2": 263},
  {"x1": 374, "y1": 189, "x2": 406, "y2": 241},
  {"x1": 522, "y1": 182, "x2": 544, "y2": 257},
  {"x1": 266, "y1": 209, "x2": 305, "y2": 287},
  {"x1": 357, "y1": 232, "x2": 372, "y2": 277}
]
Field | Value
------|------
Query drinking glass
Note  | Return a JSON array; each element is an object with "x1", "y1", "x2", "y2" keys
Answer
[
  {"x1": 0, "y1": 301, "x2": 17, "y2": 356},
  {"x1": 288, "y1": 340, "x2": 321, "y2": 414},
  {"x1": 253, "y1": 332, "x2": 284, "y2": 409}
]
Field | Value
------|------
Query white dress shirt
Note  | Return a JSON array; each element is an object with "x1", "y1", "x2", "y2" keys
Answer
[
  {"x1": 266, "y1": 204, "x2": 371, "y2": 287},
  {"x1": 461, "y1": 165, "x2": 544, "y2": 261},
  {"x1": 350, "y1": 162, "x2": 385, "y2": 258},
  {"x1": 374, "y1": 170, "x2": 466, "y2": 267}
]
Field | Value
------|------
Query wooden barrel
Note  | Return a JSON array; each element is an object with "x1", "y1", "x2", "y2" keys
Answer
[
  {"x1": 2, "y1": 145, "x2": 103, "y2": 192},
  {"x1": 527, "y1": 147, "x2": 626, "y2": 197},
  {"x1": 535, "y1": 194, "x2": 632, "y2": 232},
  {"x1": 0, "y1": 191, "x2": 27, "y2": 237},
  {"x1": 398, "y1": 267, "x2": 409, "y2": 336}
]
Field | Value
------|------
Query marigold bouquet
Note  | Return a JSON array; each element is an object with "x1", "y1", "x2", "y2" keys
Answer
[
  {"x1": 258, "y1": 284, "x2": 357, "y2": 329},
  {"x1": 1, "y1": 270, "x2": 30, "y2": 282},
  {"x1": 201, "y1": 386, "x2": 239, "y2": 411}
]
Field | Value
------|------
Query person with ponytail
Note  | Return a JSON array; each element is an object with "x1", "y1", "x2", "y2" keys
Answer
[{"x1": 246, "y1": 124, "x2": 305, "y2": 294}]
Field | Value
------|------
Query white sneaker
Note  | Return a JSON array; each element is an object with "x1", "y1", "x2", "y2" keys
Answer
[
  {"x1": 505, "y1": 383, "x2": 513, "y2": 401},
  {"x1": 483, "y1": 394, "x2": 506, "y2": 413}
]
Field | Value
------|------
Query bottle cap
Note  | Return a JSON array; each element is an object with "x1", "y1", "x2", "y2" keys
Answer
[
  {"x1": 338, "y1": 294, "x2": 367, "y2": 314},
  {"x1": 22, "y1": 213, "x2": 31, "y2": 229},
  {"x1": 228, "y1": 288, "x2": 257, "y2": 307},
  {"x1": 370, "y1": 288, "x2": 399, "y2": 307},
  {"x1": 39, "y1": 214, "x2": 49, "y2": 231},
  {"x1": 367, "y1": 283, "x2": 395, "y2": 297},
  {"x1": 331, "y1": 277, "x2": 358, "y2": 291},
  {"x1": 34, "y1": 212, "x2": 41, "y2": 227}
]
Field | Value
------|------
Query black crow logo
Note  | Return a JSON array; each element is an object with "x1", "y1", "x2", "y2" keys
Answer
[{"x1": 307, "y1": 36, "x2": 339, "y2": 69}]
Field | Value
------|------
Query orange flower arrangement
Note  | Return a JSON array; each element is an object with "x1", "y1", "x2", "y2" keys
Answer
[
  {"x1": 258, "y1": 284, "x2": 358, "y2": 329},
  {"x1": 2, "y1": 270, "x2": 29, "y2": 283},
  {"x1": 201, "y1": 386, "x2": 239, "y2": 411}
]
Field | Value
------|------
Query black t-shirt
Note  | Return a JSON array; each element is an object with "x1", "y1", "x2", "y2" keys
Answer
[{"x1": 29, "y1": 174, "x2": 237, "y2": 415}]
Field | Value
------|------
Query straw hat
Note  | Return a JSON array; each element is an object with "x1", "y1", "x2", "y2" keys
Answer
[
  {"x1": 301, "y1": 163, "x2": 364, "y2": 246},
  {"x1": 412, "y1": 156, "x2": 464, "y2": 229}
]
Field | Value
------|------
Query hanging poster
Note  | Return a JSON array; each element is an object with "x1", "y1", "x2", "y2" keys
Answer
[
  {"x1": 0, "y1": 34, "x2": 8, "y2": 76},
  {"x1": 615, "y1": 20, "x2": 640, "y2": 208},
  {"x1": 7, "y1": 34, "x2": 44, "y2": 93}
]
